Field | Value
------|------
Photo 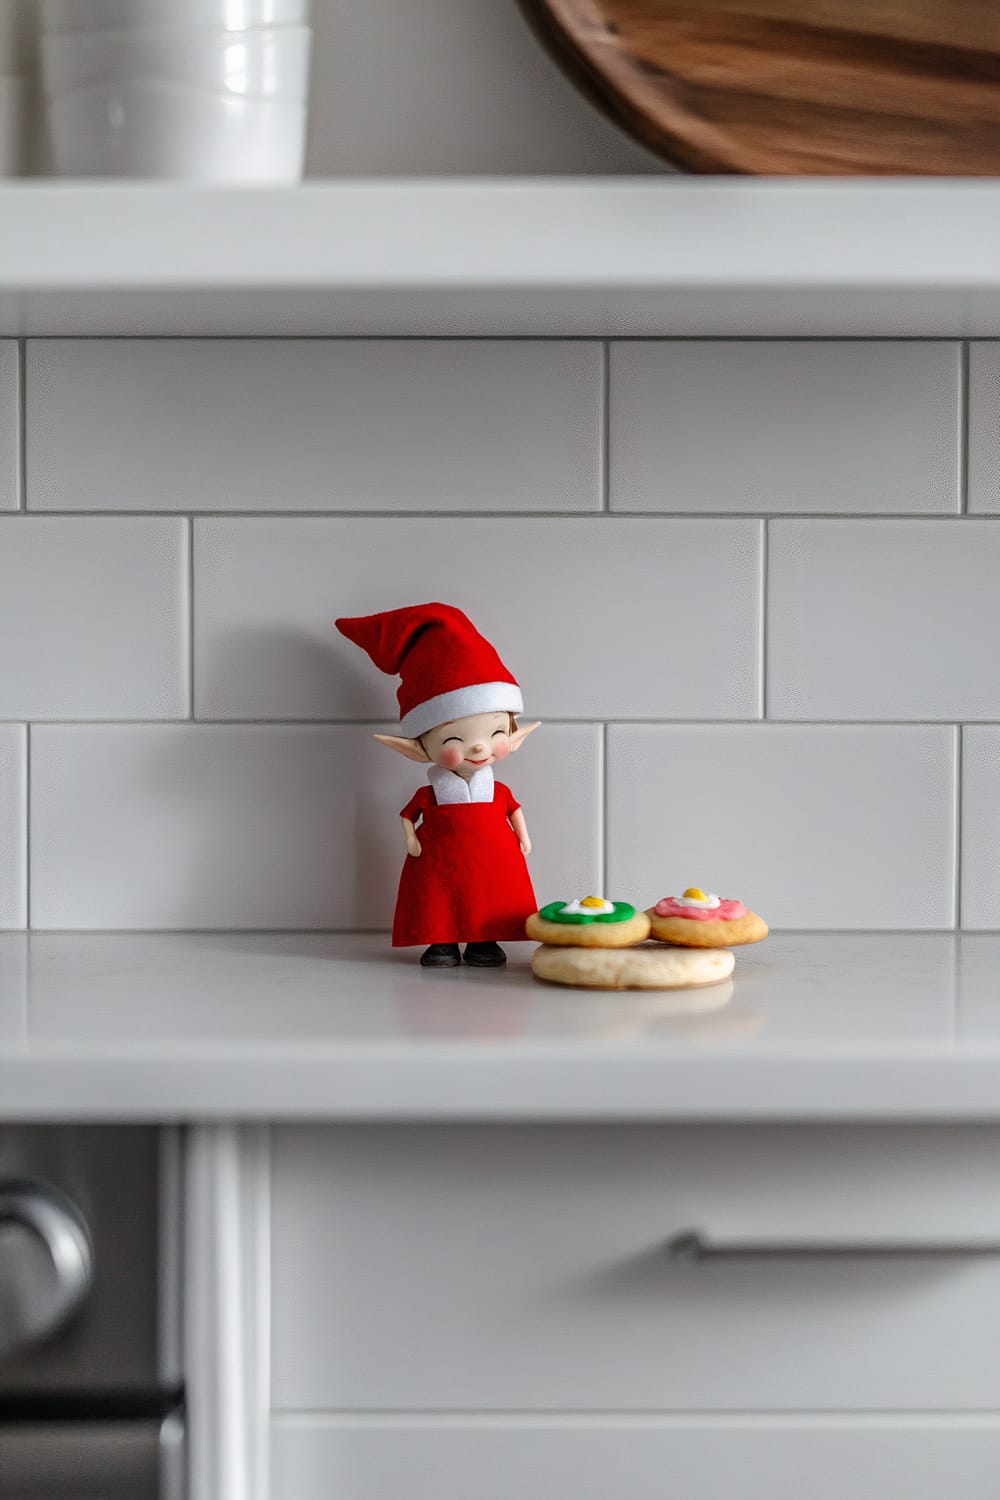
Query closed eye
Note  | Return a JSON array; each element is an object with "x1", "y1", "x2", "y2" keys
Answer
[
  {"x1": 443, "y1": 735, "x2": 463, "y2": 744},
  {"x1": 491, "y1": 729, "x2": 506, "y2": 738}
]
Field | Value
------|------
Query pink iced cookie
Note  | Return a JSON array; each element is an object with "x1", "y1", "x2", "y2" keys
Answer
[
  {"x1": 653, "y1": 896, "x2": 748, "y2": 922},
  {"x1": 647, "y1": 888, "x2": 767, "y2": 948}
]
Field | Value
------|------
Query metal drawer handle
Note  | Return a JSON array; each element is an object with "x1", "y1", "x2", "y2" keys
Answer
[{"x1": 668, "y1": 1230, "x2": 1000, "y2": 1263}]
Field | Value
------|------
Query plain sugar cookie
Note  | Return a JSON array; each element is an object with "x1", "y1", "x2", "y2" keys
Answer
[{"x1": 531, "y1": 942, "x2": 735, "y2": 991}]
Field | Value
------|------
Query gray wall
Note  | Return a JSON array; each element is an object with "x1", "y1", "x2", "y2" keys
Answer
[{"x1": 304, "y1": 0, "x2": 665, "y2": 175}]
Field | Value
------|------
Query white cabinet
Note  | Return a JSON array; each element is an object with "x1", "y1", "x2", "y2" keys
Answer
[
  {"x1": 269, "y1": 1419, "x2": 1000, "y2": 1500},
  {"x1": 265, "y1": 1124, "x2": 1000, "y2": 1496},
  {"x1": 271, "y1": 1123, "x2": 1000, "y2": 1411}
]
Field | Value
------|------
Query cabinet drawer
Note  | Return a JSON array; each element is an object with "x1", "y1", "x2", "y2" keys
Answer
[
  {"x1": 270, "y1": 1419, "x2": 1000, "y2": 1500},
  {"x1": 271, "y1": 1124, "x2": 1000, "y2": 1411}
]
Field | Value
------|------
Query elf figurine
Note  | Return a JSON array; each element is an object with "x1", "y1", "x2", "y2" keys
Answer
[{"x1": 335, "y1": 603, "x2": 539, "y2": 969}]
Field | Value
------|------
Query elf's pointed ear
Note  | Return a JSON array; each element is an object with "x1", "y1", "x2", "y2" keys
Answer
[
  {"x1": 509, "y1": 721, "x2": 541, "y2": 753},
  {"x1": 373, "y1": 733, "x2": 431, "y2": 764}
]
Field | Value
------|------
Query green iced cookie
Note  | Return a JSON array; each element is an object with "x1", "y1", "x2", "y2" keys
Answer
[{"x1": 538, "y1": 900, "x2": 637, "y2": 925}]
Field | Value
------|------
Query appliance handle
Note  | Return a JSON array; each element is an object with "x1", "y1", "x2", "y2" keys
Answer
[
  {"x1": 668, "y1": 1229, "x2": 1000, "y2": 1262},
  {"x1": 0, "y1": 1180, "x2": 94, "y2": 1357}
]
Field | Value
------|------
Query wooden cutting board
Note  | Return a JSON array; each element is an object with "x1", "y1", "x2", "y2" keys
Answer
[{"x1": 517, "y1": 0, "x2": 1000, "y2": 173}]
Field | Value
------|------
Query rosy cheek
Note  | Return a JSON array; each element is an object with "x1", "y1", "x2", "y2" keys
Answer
[
  {"x1": 438, "y1": 745, "x2": 464, "y2": 770},
  {"x1": 491, "y1": 739, "x2": 510, "y2": 762}
]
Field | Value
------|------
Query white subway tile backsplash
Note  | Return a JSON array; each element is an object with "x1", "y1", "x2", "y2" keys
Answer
[
  {"x1": 606, "y1": 724, "x2": 956, "y2": 929},
  {"x1": 9, "y1": 336, "x2": 988, "y2": 933},
  {"x1": 960, "y1": 728, "x2": 1000, "y2": 929},
  {"x1": 26, "y1": 340, "x2": 602, "y2": 513},
  {"x1": 968, "y1": 342, "x2": 1000, "y2": 513},
  {"x1": 0, "y1": 342, "x2": 20, "y2": 511},
  {"x1": 768, "y1": 520, "x2": 1000, "y2": 722},
  {"x1": 30, "y1": 723, "x2": 599, "y2": 929},
  {"x1": 610, "y1": 341, "x2": 960, "y2": 514},
  {"x1": 0, "y1": 726, "x2": 26, "y2": 929},
  {"x1": 0, "y1": 518, "x2": 189, "y2": 720},
  {"x1": 194, "y1": 517, "x2": 762, "y2": 722}
]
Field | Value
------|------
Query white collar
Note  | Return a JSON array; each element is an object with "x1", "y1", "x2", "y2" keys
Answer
[{"x1": 428, "y1": 764, "x2": 495, "y2": 805}]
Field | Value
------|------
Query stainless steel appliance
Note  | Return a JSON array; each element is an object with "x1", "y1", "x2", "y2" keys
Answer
[{"x1": 0, "y1": 1127, "x2": 184, "y2": 1499}]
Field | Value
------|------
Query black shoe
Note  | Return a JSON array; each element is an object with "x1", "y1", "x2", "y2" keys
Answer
[
  {"x1": 420, "y1": 943, "x2": 461, "y2": 968},
  {"x1": 463, "y1": 941, "x2": 507, "y2": 968}
]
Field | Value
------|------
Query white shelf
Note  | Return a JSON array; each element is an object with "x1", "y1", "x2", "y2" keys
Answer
[
  {"x1": 5, "y1": 178, "x2": 1000, "y2": 336},
  {"x1": 1, "y1": 931, "x2": 999, "y2": 1121}
]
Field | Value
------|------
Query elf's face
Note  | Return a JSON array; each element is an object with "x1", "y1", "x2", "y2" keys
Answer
[{"x1": 422, "y1": 712, "x2": 512, "y2": 776}]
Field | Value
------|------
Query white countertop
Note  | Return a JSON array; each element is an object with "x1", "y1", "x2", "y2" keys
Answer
[
  {"x1": 1, "y1": 931, "x2": 999, "y2": 1121},
  {"x1": 6, "y1": 179, "x2": 1000, "y2": 336}
]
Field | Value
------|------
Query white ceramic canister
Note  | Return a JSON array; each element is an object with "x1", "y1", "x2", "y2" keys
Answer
[
  {"x1": 48, "y1": 77, "x2": 307, "y2": 179},
  {"x1": 41, "y1": 0, "x2": 309, "y2": 32}
]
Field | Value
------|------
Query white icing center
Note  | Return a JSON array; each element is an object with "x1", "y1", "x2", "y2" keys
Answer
[
  {"x1": 673, "y1": 892, "x2": 721, "y2": 909},
  {"x1": 560, "y1": 898, "x2": 615, "y2": 916}
]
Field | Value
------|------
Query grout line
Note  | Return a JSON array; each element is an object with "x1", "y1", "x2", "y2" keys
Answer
[
  {"x1": 954, "y1": 724, "x2": 963, "y2": 928},
  {"x1": 17, "y1": 338, "x2": 26, "y2": 511},
  {"x1": 24, "y1": 722, "x2": 30, "y2": 929},
  {"x1": 759, "y1": 518, "x2": 768, "y2": 719},
  {"x1": 16, "y1": 926, "x2": 986, "y2": 938},
  {"x1": 600, "y1": 340, "x2": 610, "y2": 513},
  {"x1": 6, "y1": 335, "x2": 968, "y2": 344},
  {"x1": 959, "y1": 341, "x2": 969, "y2": 514},
  {"x1": 599, "y1": 723, "x2": 608, "y2": 895},
  {"x1": 187, "y1": 518, "x2": 195, "y2": 720},
  {"x1": 959, "y1": 340, "x2": 970, "y2": 514},
  {"x1": 1, "y1": 716, "x2": 996, "y2": 729},
  {"x1": 14, "y1": 509, "x2": 1000, "y2": 522}
]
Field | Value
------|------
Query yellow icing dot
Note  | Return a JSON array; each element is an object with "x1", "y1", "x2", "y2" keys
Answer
[
  {"x1": 683, "y1": 887, "x2": 708, "y2": 901},
  {"x1": 580, "y1": 896, "x2": 606, "y2": 909}
]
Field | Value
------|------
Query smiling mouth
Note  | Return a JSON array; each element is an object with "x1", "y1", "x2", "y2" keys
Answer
[{"x1": 468, "y1": 757, "x2": 489, "y2": 765}]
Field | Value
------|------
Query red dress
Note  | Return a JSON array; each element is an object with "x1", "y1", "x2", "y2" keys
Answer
[{"x1": 393, "y1": 782, "x2": 537, "y2": 947}]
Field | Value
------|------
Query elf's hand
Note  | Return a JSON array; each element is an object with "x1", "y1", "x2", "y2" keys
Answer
[
  {"x1": 509, "y1": 808, "x2": 531, "y2": 856},
  {"x1": 406, "y1": 834, "x2": 422, "y2": 858}
]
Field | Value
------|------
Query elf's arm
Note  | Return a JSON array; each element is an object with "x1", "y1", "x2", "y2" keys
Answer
[
  {"x1": 509, "y1": 807, "x2": 531, "y2": 856},
  {"x1": 401, "y1": 816, "x2": 421, "y2": 858}
]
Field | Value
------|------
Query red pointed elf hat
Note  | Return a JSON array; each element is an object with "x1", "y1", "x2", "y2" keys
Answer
[{"x1": 335, "y1": 603, "x2": 523, "y2": 740}]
